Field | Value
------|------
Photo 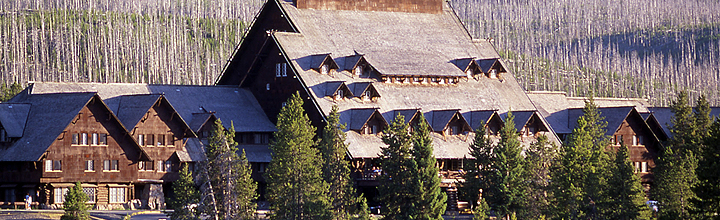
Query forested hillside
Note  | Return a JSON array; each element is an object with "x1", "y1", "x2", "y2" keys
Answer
[
  {"x1": 2, "y1": 0, "x2": 720, "y2": 106},
  {"x1": 0, "y1": 0, "x2": 262, "y2": 85},
  {"x1": 451, "y1": 0, "x2": 720, "y2": 106}
]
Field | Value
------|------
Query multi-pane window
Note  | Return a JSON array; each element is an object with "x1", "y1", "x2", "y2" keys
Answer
[
  {"x1": 633, "y1": 135, "x2": 643, "y2": 146},
  {"x1": 53, "y1": 188, "x2": 69, "y2": 203},
  {"x1": 45, "y1": 160, "x2": 61, "y2": 171},
  {"x1": 103, "y1": 160, "x2": 119, "y2": 171},
  {"x1": 634, "y1": 161, "x2": 649, "y2": 173},
  {"x1": 108, "y1": 187, "x2": 126, "y2": 203},
  {"x1": 83, "y1": 188, "x2": 96, "y2": 203},
  {"x1": 91, "y1": 133, "x2": 98, "y2": 145},
  {"x1": 253, "y1": 133, "x2": 269, "y2": 144},
  {"x1": 138, "y1": 161, "x2": 154, "y2": 171},
  {"x1": 85, "y1": 160, "x2": 94, "y2": 172},
  {"x1": 276, "y1": 63, "x2": 287, "y2": 77}
]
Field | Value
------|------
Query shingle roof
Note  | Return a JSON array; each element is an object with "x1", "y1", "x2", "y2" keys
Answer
[
  {"x1": 568, "y1": 106, "x2": 634, "y2": 136},
  {"x1": 178, "y1": 138, "x2": 207, "y2": 162},
  {"x1": 463, "y1": 110, "x2": 497, "y2": 131},
  {"x1": 239, "y1": 144, "x2": 272, "y2": 162},
  {"x1": 342, "y1": 108, "x2": 383, "y2": 131},
  {"x1": 114, "y1": 94, "x2": 163, "y2": 129},
  {"x1": 476, "y1": 58, "x2": 500, "y2": 73},
  {"x1": 27, "y1": 82, "x2": 276, "y2": 132},
  {"x1": 425, "y1": 109, "x2": 461, "y2": 132},
  {"x1": 502, "y1": 111, "x2": 536, "y2": 132},
  {"x1": 325, "y1": 81, "x2": 349, "y2": 96},
  {"x1": 390, "y1": 109, "x2": 422, "y2": 124},
  {"x1": 0, "y1": 103, "x2": 31, "y2": 137},
  {"x1": 647, "y1": 107, "x2": 720, "y2": 139},
  {"x1": 188, "y1": 112, "x2": 215, "y2": 133}
]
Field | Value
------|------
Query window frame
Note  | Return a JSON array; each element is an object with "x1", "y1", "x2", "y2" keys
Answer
[{"x1": 85, "y1": 160, "x2": 95, "y2": 172}]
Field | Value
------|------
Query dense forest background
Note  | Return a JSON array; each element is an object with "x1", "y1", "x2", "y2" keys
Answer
[{"x1": 1, "y1": 0, "x2": 719, "y2": 106}]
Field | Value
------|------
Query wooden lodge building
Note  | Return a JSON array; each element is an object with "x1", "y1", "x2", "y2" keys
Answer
[
  {"x1": 0, "y1": 0, "x2": 691, "y2": 212},
  {"x1": 0, "y1": 83, "x2": 276, "y2": 209}
]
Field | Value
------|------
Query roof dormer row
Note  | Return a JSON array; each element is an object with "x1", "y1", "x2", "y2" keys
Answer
[
  {"x1": 306, "y1": 53, "x2": 508, "y2": 84},
  {"x1": 340, "y1": 108, "x2": 550, "y2": 137}
]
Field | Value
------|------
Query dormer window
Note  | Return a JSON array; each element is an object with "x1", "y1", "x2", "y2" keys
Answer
[
  {"x1": 426, "y1": 110, "x2": 472, "y2": 136},
  {"x1": 321, "y1": 64, "x2": 329, "y2": 75},
  {"x1": 346, "y1": 108, "x2": 388, "y2": 136},
  {"x1": 466, "y1": 69, "x2": 473, "y2": 78},
  {"x1": 336, "y1": 90, "x2": 344, "y2": 100},
  {"x1": 326, "y1": 81, "x2": 353, "y2": 101},
  {"x1": 363, "y1": 91, "x2": 371, "y2": 101},
  {"x1": 355, "y1": 65, "x2": 364, "y2": 76},
  {"x1": 490, "y1": 69, "x2": 497, "y2": 79}
]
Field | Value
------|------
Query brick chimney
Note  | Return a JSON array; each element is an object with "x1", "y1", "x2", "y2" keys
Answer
[{"x1": 292, "y1": 0, "x2": 442, "y2": 14}]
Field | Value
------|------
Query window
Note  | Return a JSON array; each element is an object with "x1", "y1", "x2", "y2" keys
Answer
[
  {"x1": 633, "y1": 135, "x2": 643, "y2": 146},
  {"x1": 355, "y1": 65, "x2": 363, "y2": 76},
  {"x1": 103, "y1": 160, "x2": 119, "y2": 171},
  {"x1": 157, "y1": 134, "x2": 165, "y2": 146},
  {"x1": 258, "y1": 163, "x2": 267, "y2": 173},
  {"x1": 158, "y1": 160, "x2": 173, "y2": 172},
  {"x1": 138, "y1": 161, "x2": 154, "y2": 171},
  {"x1": 321, "y1": 64, "x2": 329, "y2": 75},
  {"x1": 108, "y1": 187, "x2": 126, "y2": 203},
  {"x1": 72, "y1": 134, "x2": 79, "y2": 145},
  {"x1": 363, "y1": 90, "x2": 372, "y2": 101},
  {"x1": 91, "y1": 133, "x2": 98, "y2": 145},
  {"x1": 634, "y1": 162, "x2": 649, "y2": 173},
  {"x1": 254, "y1": 133, "x2": 269, "y2": 144},
  {"x1": 45, "y1": 160, "x2": 61, "y2": 171},
  {"x1": 146, "y1": 135, "x2": 154, "y2": 146},
  {"x1": 490, "y1": 69, "x2": 498, "y2": 78},
  {"x1": 276, "y1": 63, "x2": 287, "y2": 77},
  {"x1": 99, "y1": 134, "x2": 107, "y2": 145},
  {"x1": 336, "y1": 90, "x2": 344, "y2": 100},
  {"x1": 266, "y1": 83, "x2": 270, "y2": 91},
  {"x1": 83, "y1": 188, "x2": 96, "y2": 203},
  {"x1": 453, "y1": 126, "x2": 460, "y2": 135},
  {"x1": 53, "y1": 187, "x2": 69, "y2": 204},
  {"x1": 81, "y1": 133, "x2": 88, "y2": 145},
  {"x1": 85, "y1": 160, "x2": 94, "y2": 172},
  {"x1": 138, "y1": 134, "x2": 145, "y2": 146},
  {"x1": 614, "y1": 135, "x2": 623, "y2": 145}
]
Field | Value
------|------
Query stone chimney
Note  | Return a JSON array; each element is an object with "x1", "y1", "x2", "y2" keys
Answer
[{"x1": 293, "y1": 0, "x2": 442, "y2": 14}]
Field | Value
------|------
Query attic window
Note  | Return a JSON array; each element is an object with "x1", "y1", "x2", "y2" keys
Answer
[
  {"x1": 354, "y1": 65, "x2": 364, "y2": 76},
  {"x1": 336, "y1": 90, "x2": 344, "y2": 100},
  {"x1": 363, "y1": 91, "x2": 371, "y2": 101},
  {"x1": 321, "y1": 64, "x2": 329, "y2": 75},
  {"x1": 489, "y1": 69, "x2": 497, "y2": 79}
]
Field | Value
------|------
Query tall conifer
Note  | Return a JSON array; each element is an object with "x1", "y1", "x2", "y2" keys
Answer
[
  {"x1": 266, "y1": 92, "x2": 331, "y2": 220},
  {"x1": 487, "y1": 111, "x2": 525, "y2": 219},
  {"x1": 522, "y1": 135, "x2": 556, "y2": 219},
  {"x1": 168, "y1": 164, "x2": 200, "y2": 220},
  {"x1": 318, "y1": 105, "x2": 356, "y2": 220},
  {"x1": 412, "y1": 114, "x2": 447, "y2": 219},
  {"x1": 206, "y1": 120, "x2": 257, "y2": 220},
  {"x1": 377, "y1": 114, "x2": 419, "y2": 220},
  {"x1": 462, "y1": 121, "x2": 494, "y2": 210},
  {"x1": 605, "y1": 144, "x2": 651, "y2": 220},
  {"x1": 692, "y1": 118, "x2": 720, "y2": 218}
]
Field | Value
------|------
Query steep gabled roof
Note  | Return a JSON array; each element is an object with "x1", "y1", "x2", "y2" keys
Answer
[
  {"x1": 308, "y1": 53, "x2": 339, "y2": 71},
  {"x1": 0, "y1": 103, "x2": 31, "y2": 137},
  {"x1": 425, "y1": 109, "x2": 469, "y2": 133},
  {"x1": 188, "y1": 112, "x2": 216, "y2": 133},
  {"x1": 0, "y1": 93, "x2": 148, "y2": 161},
  {"x1": 115, "y1": 94, "x2": 195, "y2": 138},
  {"x1": 390, "y1": 109, "x2": 423, "y2": 125},
  {"x1": 26, "y1": 82, "x2": 277, "y2": 133},
  {"x1": 476, "y1": 58, "x2": 505, "y2": 73},
  {"x1": 325, "y1": 81, "x2": 352, "y2": 97},
  {"x1": 568, "y1": 106, "x2": 635, "y2": 136},
  {"x1": 503, "y1": 111, "x2": 537, "y2": 132}
]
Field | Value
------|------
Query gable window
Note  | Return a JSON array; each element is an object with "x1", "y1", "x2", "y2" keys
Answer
[
  {"x1": 91, "y1": 133, "x2": 98, "y2": 145},
  {"x1": 85, "y1": 160, "x2": 94, "y2": 172},
  {"x1": 138, "y1": 134, "x2": 145, "y2": 146},
  {"x1": 99, "y1": 134, "x2": 107, "y2": 145},
  {"x1": 158, "y1": 160, "x2": 173, "y2": 172},
  {"x1": 146, "y1": 135, "x2": 154, "y2": 146},
  {"x1": 81, "y1": 133, "x2": 88, "y2": 145},
  {"x1": 276, "y1": 63, "x2": 287, "y2": 77},
  {"x1": 489, "y1": 69, "x2": 498, "y2": 78},
  {"x1": 108, "y1": 187, "x2": 126, "y2": 203},
  {"x1": 72, "y1": 134, "x2": 79, "y2": 145},
  {"x1": 157, "y1": 134, "x2": 165, "y2": 146},
  {"x1": 138, "y1": 161, "x2": 154, "y2": 171},
  {"x1": 633, "y1": 135, "x2": 643, "y2": 146},
  {"x1": 103, "y1": 160, "x2": 119, "y2": 171},
  {"x1": 355, "y1": 65, "x2": 363, "y2": 76},
  {"x1": 614, "y1": 135, "x2": 623, "y2": 145},
  {"x1": 45, "y1": 160, "x2": 62, "y2": 172}
]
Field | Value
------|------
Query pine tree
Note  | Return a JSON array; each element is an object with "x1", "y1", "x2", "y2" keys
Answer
[
  {"x1": 462, "y1": 121, "x2": 494, "y2": 210},
  {"x1": 692, "y1": 118, "x2": 720, "y2": 218},
  {"x1": 61, "y1": 182, "x2": 89, "y2": 220},
  {"x1": 318, "y1": 105, "x2": 356, "y2": 220},
  {"x1": 377, "y1": 114, "x2": 419, "y2": 220},
  {"x1": 411, "y1": 114, "x2": 447, "y2": 220},
  {"x1": 236, "y1": 150, "x2": 258, "y2": 219},
  {"x1": 356, "y1": 194, "x2": 372, "y2": 220},
  {"x1": 486, "y1": 111, "x2": 525, "y2": 219},
  {"x1": 168, "y1": 164, "x2": 200, "y2": 220},
  {"x1": 266, "y1": 92, "x2": 331, "y2": 220},
  {"x1": 206, "y1": 119, "x2": 257, "y2": 220},
  {"x1": 522, "y1": 134, "x2": 556, "y2": 219},
  {"x1": 694, "y1": 94, "x2": 711, "y2": 138},
  {"x1": 605, "y1": 143, "x2": 651, "y2": 220},
  {"x1": 473, "y1": 198, "x2": 490, "y2": 220},
  {"x1": 549, "y1": 96, "x2": 608, "y2": 220},
  {"x1": 653, "y1": 91, "x2": 698, "y2": 220}
]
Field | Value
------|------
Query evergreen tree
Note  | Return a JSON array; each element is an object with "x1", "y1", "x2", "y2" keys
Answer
[
  {"x1": 206, "y1": 119, "x2": 257, "y2": 220},
  {"x1": 549, "y1": 96, "x2": 608, "y2": 220},
  {"x1": 377, "y1": 114, "x2": 419, "y2": 220},
  {"x1": 692, "y1": 118, "x2": 720, "y2": 219},
  {"x1": 694, "y1": 94, "x2": 712, "y2": 138},
  {"x1": 355, "y1": 194, "x2": 372, "y2": 220},
  {"x1": 605, "y1": 143, "x2": 651, "y2": 220},
  {"x1": 318, "y1": 105, "x2": 356, "y2": 220},
  {"x1": 411, "y1": 114, "x2": 447, "y2": 219},
  {"x1": 0, "y1": 82, "x2": 23, "y2": 102},
  {"x1": 266, "y1": 92, "x2": 331, "y2": 220},
  {"x1": 653, "y1": 91, "x2": 698, "y2": 220},
  {"x1": 168, "y1": 164, "x2": 200, "y2": 220},
  {"x1": 522, "y1": 135, "x2": 556, "y2": 219},
  {"x1": 61, "y1": 182, "x2": 89, "y2": 220},
  {"x1": 473, "y1": 198, "x2": 490, "y2": 220},
  {"x1": 486, "y1": 111, "x2": 525, "y2": 219},
  {"x1": 461, "y1": 121, "x2": 494, "y2": 210}
]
